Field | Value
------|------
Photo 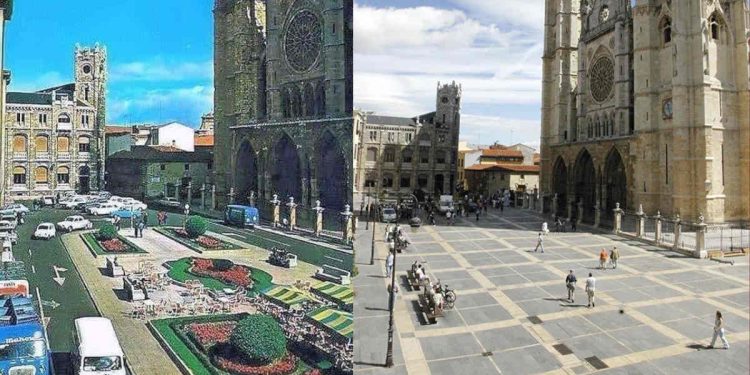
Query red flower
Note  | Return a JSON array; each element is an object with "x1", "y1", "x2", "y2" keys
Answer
[
  {"x1": 190, "y1": 258, "x2": 253, "y2": 288},
  {"x1": 186, "y1": 321, "x2": 236, "y2": 349},
  {"x1": 215, "y1": 354, "x2": 297, "y2": 375},
  {"x1": 195, "y1": 235, "x2": 222, "y2": 249},
  {"x1": 101, "y1": 238, "x2": 128, "y2": 252}
]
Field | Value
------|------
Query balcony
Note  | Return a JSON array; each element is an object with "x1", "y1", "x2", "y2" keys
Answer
[
  {"x1": 35, "y1": 152, "x2": 51, "y2": 161},
  {"x1": 57, "y1": 153, "x2": 71, "y2": 161},
  {"x1": 78, "y1": 152, "x2": 91, "y2": 160},
  {"x1": 57, "y1": 123, "x2": 73, "y2": 131},
  {"x1": 12, "y1": 152, "x2": 27, "y2": 160}
]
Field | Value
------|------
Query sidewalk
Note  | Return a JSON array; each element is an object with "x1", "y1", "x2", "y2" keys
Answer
[
  {"x1": 62, "y1": 234, "x2": 183, "y2": 375},
  {"x1": 353, "y1": 218, "x2": 408, "y2": 374}
]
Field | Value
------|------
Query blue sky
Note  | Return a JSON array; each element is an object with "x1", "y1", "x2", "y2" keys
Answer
[
  {"x1": 5, "y1": 0, "x2": 214, "y2": 127},
  {"x1": 354, "y1": 0, "x2": 545, "y2": 148}
]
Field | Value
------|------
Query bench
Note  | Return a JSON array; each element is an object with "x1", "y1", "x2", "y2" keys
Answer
[
  {"x1": 123, "y1": 276, "x2": 147, "y2": 301},
  {"x1": 106, "y1": 257, "x2": 125, "y2": 277},
  {"x1": 315, "y1": 264, "x2": 351, "y2": 285},
  {"x1": 405, "y1": 269, "x2": 421, "y2": 290},
  {"x1": 417, "y1": 293, "x2": 442, "y2": 324}
]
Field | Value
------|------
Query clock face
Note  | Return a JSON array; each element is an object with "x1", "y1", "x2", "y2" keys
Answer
[
  {"x1": 599, "y1": 7, "x2": 610, "y2": 23},
  {"x1": 663, "y1": 99, "x2": 673, "y2": 118},
  {"x1": 284, "y1": 10, "x2": 322, "y2": 72}
]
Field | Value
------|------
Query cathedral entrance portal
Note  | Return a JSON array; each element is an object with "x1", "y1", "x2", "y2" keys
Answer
[
  {"x1": 574, "y1": 150, "x2": 596, "y2": 223},
  {"x1": 235, "y1": 141, "x2": 258, "y2": 205},
  {"x1": 605, "y1": 148, "x2": 627, "y2": 218},
  {"x1": 317, "y1": 132, "x2": 347, "y2": 211},
  {"x1": 271, "y1": 135, "x2": 302, "y2": 202},
  {"x1": 552, "y1": 157, "x2": 568, "y2": 217}
]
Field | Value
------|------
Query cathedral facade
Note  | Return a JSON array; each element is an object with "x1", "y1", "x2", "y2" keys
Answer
[
  {"x1": 540, "y1": 0, "x2": 750, "y2": 224},
  {"x1": 4, "y1": 45, "x2": 107, "y2": 200},
  {"x1": 213, "y1": 0, "x2": 353, "y2": 212}
]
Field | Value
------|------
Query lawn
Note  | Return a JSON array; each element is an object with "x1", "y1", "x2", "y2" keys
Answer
[
  {"x1": 166, "y1": 257, "x2": 274, "y2": 295},
  {"x1": 154, "y1": 226, "x2": 241, "y2": 253},
  {"x1": 80, "y1": 232, "x2": 148, "y2": 257}
]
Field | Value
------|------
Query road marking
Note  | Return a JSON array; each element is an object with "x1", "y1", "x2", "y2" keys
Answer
[
  {"x1": 31, "y1": 265, "x2": 35, "y2": 274},
  {"x1": 222, "y1": 232, "x2": 243, "y2": 238},
  {"x1": 41, "y1": 300, "x2": 60, "y2": 309},
  {"x1": 52, "y1": 265, "x2": 67, "y2": 286}
]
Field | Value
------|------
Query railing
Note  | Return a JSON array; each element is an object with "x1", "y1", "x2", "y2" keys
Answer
[
  {"x1": 12, "y1": 152, "x2": 27, "y2": 160},
  {"x1": 57, "y1": 123, "x2": 72, "y2": 131},
  {"x1": 58, "y1": 153, "x2": 71, "y2": 161},
  {"x1": 679, "y1": 223, "x2": 699, "y2": 251},
  {"x1": 643, "y1": 215, "x2": 656, "y2": 242},
  {"x1": 705, "y1": 223, "x2": 750, "y2": 252},
  {"x1": 35, "y1": 152, "x2": 50, "y2": 160},
  {"x1": 621, "y1": 212, "x2": 638, "y2": 236},
  {"x1": 660, "y1": 219, "x2": 675, "y2": 246}
]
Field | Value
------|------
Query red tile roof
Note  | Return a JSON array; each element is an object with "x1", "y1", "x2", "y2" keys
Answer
[
  {"x1": 194, "y1": 134, "x2": 214, "y2": 146},
  {"x1": 105, "y1": 125, "x2": 131, "y2": 135},
  {"x1": 481, "y1": 148, "x2": 523, "y2": 158},
  {"x1": 465, "y1": 163, "x2": 540, "y2": 173}
]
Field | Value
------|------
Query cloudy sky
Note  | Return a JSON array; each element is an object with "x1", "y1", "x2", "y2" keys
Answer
[
  {"x1": 5, "y1": 0, "x2": 213, "y2": 127},
  {"x1": 354, "y1": 0, "x2": 545, "y2": 148}
]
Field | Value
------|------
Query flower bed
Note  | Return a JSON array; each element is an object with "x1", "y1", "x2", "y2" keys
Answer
[
  {"x1": 154, "y1": 227, "x2": 240, "y2": 252},
  {"x1": 150, "y1": 314, "x2": 326, "y2": 375},
  {"x1": 81, "y1": 233, "x2": 147, "y2": 257},
  {"x1": 190, "y1": 258, "x2": 253, "y2": 288},
  {"x1": 166, "y1": 258, "x2": 274, "y2": 295}
]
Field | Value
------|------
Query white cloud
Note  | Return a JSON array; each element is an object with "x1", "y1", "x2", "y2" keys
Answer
[
  {"x1": 109, "y1": 85, "x2": 213, "y2": 126},
  {"x1": 354, "y1": 3, "x2": 544, "y2": 145},
  {"x1": 8, "y1": 71, "x2": 68, "y2": 92},
  {"x1": 110, "y1": 59, "x2": 213, "y2": 82}
]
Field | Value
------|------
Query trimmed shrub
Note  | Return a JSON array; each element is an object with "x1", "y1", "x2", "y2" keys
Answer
[
  {"x1": 212, "y1": 259, "x2": 234, "y2": 271},
  {"x1": 98, "y1": 223, "x2": 118, "y2": 241},
  {"x1": 229, "y1": 315, "x2": 287, "y2": 365},
  {"x1": 185, "y1": 216, "x2": 208, "y2": 239}
]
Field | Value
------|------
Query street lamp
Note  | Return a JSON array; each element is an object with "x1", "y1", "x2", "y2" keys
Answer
[
  {"x1": 183, "y1": 203, "x2": 190, "y2": 228},
  {"x1": 385, "y1": 225, "x2": 397, "y2": 367},
  {"x1": 370, "y1": 204, "x2": 376, "y2": 265}
]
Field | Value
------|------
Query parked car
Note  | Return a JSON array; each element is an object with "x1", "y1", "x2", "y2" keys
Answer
[
  {"x1": 56, "y1": 215, "x2": 93, "y2": 232},
  {"x1": 108, "y1": 197, "x2": 146, "y2": 210},
  {"x1": 41, "y1": 195, "x2": 55, "y2": 206},
  {"x1": 33, "y1": 223, "x2": 56, "y2": 240},
  {"x1": 89, "y1": 203, "x2": 119, "y2": 216},
  {"x1": 0, "y1": 221, "x2": 17, "y2": 245},
  {"x1": 60, "y1": 196, "x2": 89, "y2": 209},
  {"x1": 158, "y1": 197, "x2": 181, "y2": 207},
  {"x1": 0, "y1": 218, "x2": 16, "y2": 230},
  {"x1": 381, "y1": 207, "x2": 397, "y2": 223},
  {"x1": 111, "y1": 206, "x2": 143, "y2": 219},
  {"x1": 2, "y1": 203, "x2": 29, "y2": 214}
]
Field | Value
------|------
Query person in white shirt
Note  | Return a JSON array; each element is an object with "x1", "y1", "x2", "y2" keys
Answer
[
  {"x1": 533, "y1": 232, "x2": 545, "y2": 253},
  {"x1": 708, "y1": 310, "x2": 730, "y2": 349},
  {"x1": 385, "y1": 251, "x2": 394, "y2": 278},
  {"x1": 585, "y1": 273, "x2": 596, "y2": 308}
]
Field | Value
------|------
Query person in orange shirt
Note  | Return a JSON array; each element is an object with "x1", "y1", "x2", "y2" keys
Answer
[{"x1": 599, "y1": 249, "x2": 608, "y2": 270}]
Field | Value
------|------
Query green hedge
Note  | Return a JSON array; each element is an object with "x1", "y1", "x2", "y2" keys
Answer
[
  {"x1": 185, "y1": 216, "x2": 208, "y2": 238},
  {"x1": 230, "y1": 315, "x2": 287, "y2": 364}
]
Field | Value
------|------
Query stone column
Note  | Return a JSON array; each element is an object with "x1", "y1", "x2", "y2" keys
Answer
[
  {"x1": 287, "y1": 197, "x2": 298, "y2": 231},
  {"x1": 271, "y1": 194, "x2": 281, "y2": 228},
  {"x1": 200, "y1": 184, "x2": 206, "y2": 209},
  {"x1": 174, "y1": 183, "x2": 180, "y2": 200},
  {"x1": 673, "y1": 214, "x2": 681, "y2": 250},
  {"x1": 567, "y1": 198, "x2": 573, "y2": 221},
  {"x1": 186, "y1": 182, "x2": 193, "y2": 206},
  {"x1": 613, "y1": 202, "x2": 623, "y2": 234},
  {"x1": 594, "y1": 203, "x2": 601, "y2": 228},
  {"x1": 211, "y1": 184, "x2": 217, "y2": 210},
  {"x1": 694, "y1": 213, "x2": 707, "y2": 259},
  {"x1": 576, "y1": 200, "x2": 583, "y2": 226},
  {"x1": 341, "y1": 204, "x2": 353, "y2": 244},
  {"x1": 552, "y1": 193, "x2": 558, "y2": 216},
  {"x1": 313, "y1": 200, "x2": 324, "y2": 237},
  {"x1": 228, "y1": 187, "x2": 235, "y2": 205},
  {"x1": 636, "y1": 204, "x2": 645, "y2": 238},
  {"x1": 654, "y1": 211, "x2": 662, "y2": 245}
]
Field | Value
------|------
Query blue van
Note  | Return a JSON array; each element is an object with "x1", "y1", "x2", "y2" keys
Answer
[{"x1": 225, "y1": 205, "x2": 259, "y2": 228}]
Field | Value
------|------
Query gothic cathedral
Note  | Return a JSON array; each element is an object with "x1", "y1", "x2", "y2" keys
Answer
[
  {"x1": 540, "y1": 0, "x2": 749, "y2": 224},
  {"x1": 213, "y1": 0, "x2": 353, "y2": 212}
]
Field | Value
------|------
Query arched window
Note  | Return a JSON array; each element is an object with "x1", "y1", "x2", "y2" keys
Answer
[
  {"x1": 12, "y1": 166, "x2": 26, "y2": 185},
  {"x1": 709, "y1": 14, "x2": 722, "y2": 41},
  {"x1": 315, "y1": 83, "x2": 326, "y2": 116},
  {"x1": 292, "y1": 87, "x2": 302, "y2": 117},
  {"x1": 660, "y1": 17, "x2": 672, "y2": 44},
  {"x1": 417, "y1": 174, "x2": 428, "y2": 188},
  {"x1": 435, "y1": 150, "x2": 446, "y2": 164},
  {"x1": 281, "y1": 89, "x2": 290, "y2": 118},
  {"x1": 12, "y1": 135, "x2": 27, "y2": 153},
  {"x1": 78, "y1": 136, "x2": 91, "y2": 153},
  {"x1": 383, "y1": 146, "x2": 396, "y2": 163},
  {"x1": 57, "y1": 114, "x2": 71, "y2": 123},
  {"x1": 57, "y1": 136, "x2": 70, "y2": 152},
  {"x1": 34, "y1": 166, "x2": 48, "y2": 184},
  {"x1": 35, "y1": 135, "x2": 49, "y2": 153},
  {"x1": 400, "y1": 174, "x2": 411, "y2": 188},
  {"x1": 382, "y1": 173, "x2": 394, "y2": 188},
  {"x1": 402, "y1": 147, "x2": 413, "y2": 163},
  {"x1": 303, "y1": 83, "x2": 315, "y2": 117},
  {"x1": 366, "y1": 147, "x2": 377, "y2": 162},
  {"x1": 57, "y1": 166, "x2": 70, "y2": 184}
]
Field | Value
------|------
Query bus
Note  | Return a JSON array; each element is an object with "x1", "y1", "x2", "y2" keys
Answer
[{"x1": 225, "y1": 205, "x2": 260, "y2": 228}]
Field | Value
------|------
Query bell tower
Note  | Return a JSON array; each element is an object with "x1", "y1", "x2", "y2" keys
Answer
[{"x1": 74, "y1": 44, "x2": 107, "y2": 119}]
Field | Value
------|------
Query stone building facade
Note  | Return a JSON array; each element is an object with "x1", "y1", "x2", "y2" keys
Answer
[
  {"x1": 354, "y1": 82, "x2": 462, "y2": 206},
  {"x1": 540, "y1": 0, "x2": 750, "y2": 224},
  {"x1": 4, "y1": 45, "x2": 107, "y2": 200},
  {"x1": 213, "y1": 0, "x2": 353, "y2": 212}
]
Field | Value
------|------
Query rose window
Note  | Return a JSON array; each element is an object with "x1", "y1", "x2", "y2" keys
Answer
[
  {"x1": 284, "y1": 10, "x2": 322, "y2": 72},
  {"x1": 590, "y1": 57, "x2": 614, "y2": 102}
]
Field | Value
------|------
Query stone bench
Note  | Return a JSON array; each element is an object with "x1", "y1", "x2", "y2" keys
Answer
[
  {"x1": 106, "y1": 257, "x2": 125, "y2": 277},
  {"x1": 315, "y1": 264, "x2": 351, "y2": 285}
]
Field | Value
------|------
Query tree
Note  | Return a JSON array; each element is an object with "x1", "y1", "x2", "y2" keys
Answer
[
  {"x1": 184, "y1": 216, "x2": 207, "y2": 238},
  {"x1": 229, "y1": 315, "x2": 287, "y2": 364}
]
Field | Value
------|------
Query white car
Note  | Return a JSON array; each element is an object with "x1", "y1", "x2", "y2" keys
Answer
[
  {"x1": 2, "y1": 203, "x2": 29, "y2": 214},
  {"x1": 127, "y1": 200, "x2": 147, "y2": 210},
  {"x1": 89, "y1": 203, "x2": 119, "y2": 216},
  {"x1": 60, "y1": 196, "x2": 89, "y2": 209},
  {"x1": 33, "y1": 223, "x2": 56, "y2": 239},
  {"x1": 381, "y1": 207, "x2": 397, "y2": 223},
  {"x1": 56, "y1": 215, "x2": 93, "y2": 232},
  {"x1": 158, "y1": 197, "x2": 181, "y2": 207}
]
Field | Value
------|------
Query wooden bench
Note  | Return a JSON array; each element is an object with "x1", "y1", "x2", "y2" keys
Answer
[
  {"x1": 418, "y1": 293, "x2": 442, "y2": 324},
  {"x1": 315, "y1": 264, "x2": 351, "y2": 285}
]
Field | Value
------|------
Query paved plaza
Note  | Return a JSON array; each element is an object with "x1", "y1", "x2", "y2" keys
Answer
[{"x1": 354, "y1": 208, "x2": 750, "y2": 375}]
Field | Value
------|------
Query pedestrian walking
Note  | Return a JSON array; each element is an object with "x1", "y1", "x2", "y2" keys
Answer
[
  {"x1": 565, "y1": 270, "x2": 577, "y2": 303},
  {"x1": 446, "y1": 210, "x2": 452, "y2": 225},
  {"x1": 533, "y1": 232, "x2": 545, "y2": 253},
  {"x1": 571, "y1": 218, "x2": 577, "y2": 232},
  {"x1": 599, "y1": 249, "x2": 608, "y2": 269},
  {"x1": 113, "y1": 216, "x2": 121, "y2": 231},
  {"x1": 386, "y1": 250, "x2": 394, "y2": 278},
  {"x1": 708, "y1": 311, "x2": 730, "y2": 349},
  {"x1": 499, "y1": 201, "x2": 504, "y2": 213},
  {"x1": 384, "y1": 224, "x2": 391, "y2": 242},
  {"x1": 142, "y1": 211, "x2": 149, "y2": 228},
  {"x1": 610, "y1": 246, "x2": 620, "y2": 269},
  {"x1": 475, "y1": 210, "x2": 480, "y2": 221},
  {"x1": 138, "y1": 221, "x2": 145, "y2": 238},
  {"x1": 585, "y1": 273, "x2": 596, "y2": 308},
  {"x1": 542, "y1": 222, "x2": 549, "y2": 235},
  {"x1": 429, "y1": 212, "x2": 435, "y2": 225}
]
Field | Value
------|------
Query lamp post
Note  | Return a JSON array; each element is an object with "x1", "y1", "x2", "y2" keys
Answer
[
  {"x1": 385, "y1": 225, "x2": 396, "y2": 367},
  {"x1": 183, "y1": 203, "x2": 190, "y2": 228},
  {"x1": 370, "y1": 206, "x2": 376, "y2": 265}
]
